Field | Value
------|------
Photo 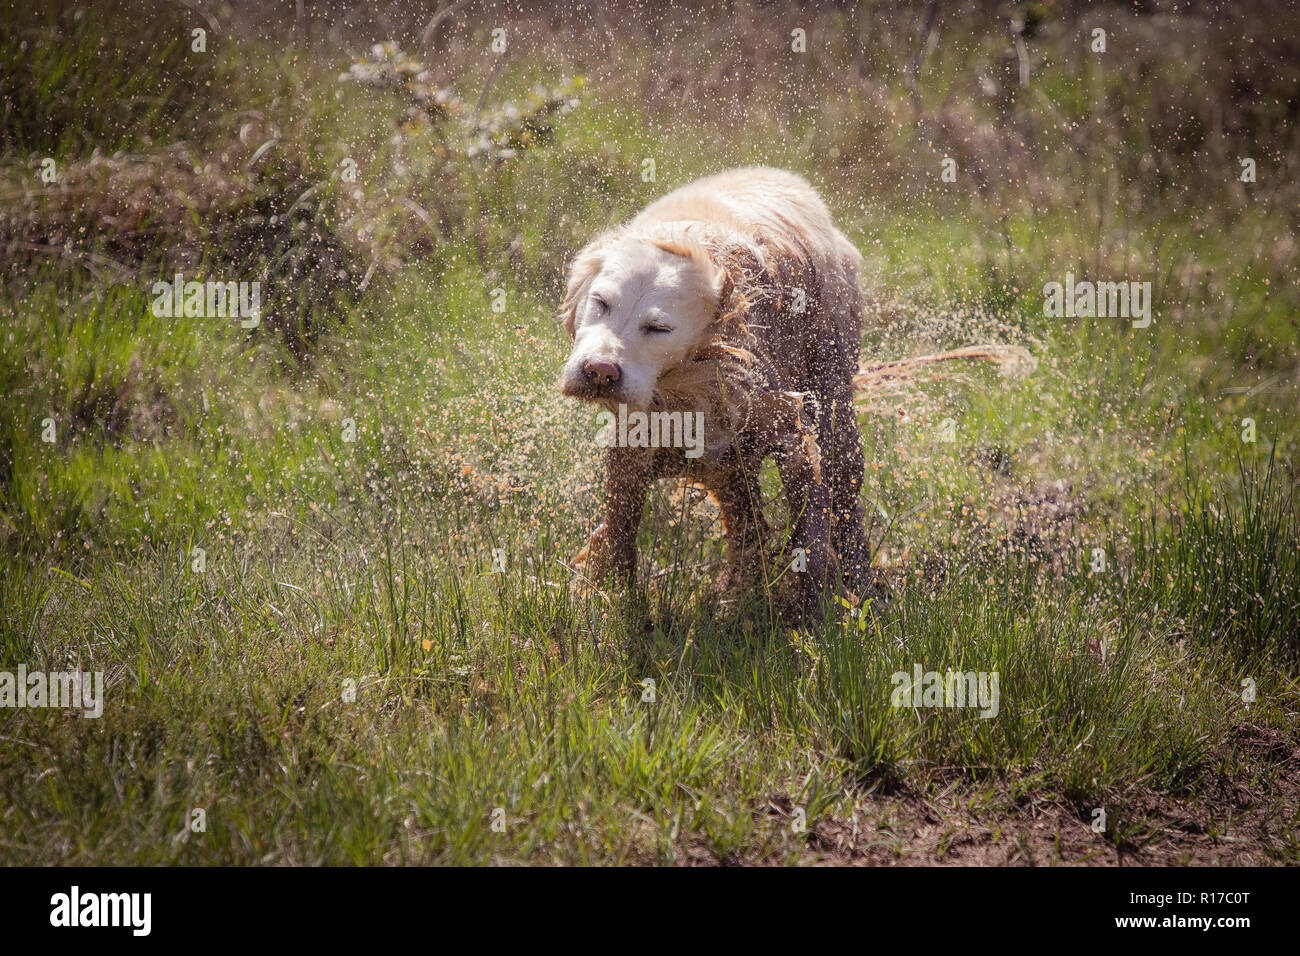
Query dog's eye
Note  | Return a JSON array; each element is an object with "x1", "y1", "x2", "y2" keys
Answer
[
  {"x1": 590, "y1": 295, "x2": 609, "y2": 313},
  {"x1": 642, "y1": 324, "x2": 672, "y2": 335}
]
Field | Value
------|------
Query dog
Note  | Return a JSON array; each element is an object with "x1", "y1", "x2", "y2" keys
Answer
[{"x1": 558, "y1": 167, "x2": 873, "y2": 615}]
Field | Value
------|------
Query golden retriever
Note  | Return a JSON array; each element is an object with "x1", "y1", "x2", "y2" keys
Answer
[{"x1": 558, "y1": 167, "x2": 872, "y2": 615}]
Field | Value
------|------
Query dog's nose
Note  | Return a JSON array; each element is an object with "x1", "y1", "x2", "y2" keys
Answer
[{"x1": 582, "y1": 360, "x2": 621, "y2": 386}]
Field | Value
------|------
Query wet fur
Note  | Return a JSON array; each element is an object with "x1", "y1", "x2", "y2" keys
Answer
[{"x1": 559, "y1": 167, "x2": 873, "y2": 614}]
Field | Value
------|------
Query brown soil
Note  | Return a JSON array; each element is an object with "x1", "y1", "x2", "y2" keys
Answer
[{"x1": 687, "y1": 721, "x2": 1300, "y2": 866}]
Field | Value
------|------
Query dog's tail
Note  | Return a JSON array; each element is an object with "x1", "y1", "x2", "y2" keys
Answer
[{"x1": 853, "y1": 344, "x2": 1036, "y2": 406}]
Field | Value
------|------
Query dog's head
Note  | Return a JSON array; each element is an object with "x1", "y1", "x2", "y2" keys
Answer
[{"x1": 558, "y1": 232, "x2": 729, "y2": 410}]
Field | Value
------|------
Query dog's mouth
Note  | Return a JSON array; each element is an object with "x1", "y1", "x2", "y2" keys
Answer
[{"x1": 559, "y1": 376, "x2": 624, "y2": 404}]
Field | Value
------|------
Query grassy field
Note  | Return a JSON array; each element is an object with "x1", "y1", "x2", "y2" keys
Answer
[{"x1": 0, "y1": 0, "x2": 1297, "y2": 865}]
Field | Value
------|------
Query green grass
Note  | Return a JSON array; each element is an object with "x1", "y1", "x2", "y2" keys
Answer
[
  {"x1": 0, "y1": 459, "x2": 1291, "y2": 863},
  {"x1": 0, "y1": 1, "x2": 1297, "y2": 865}
]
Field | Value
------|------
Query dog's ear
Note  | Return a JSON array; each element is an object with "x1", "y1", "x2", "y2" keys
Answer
[
  {"x1": 650, "y1": 236, "x2": 729, "y2": 315},
  {"x1": 712, "y1": 262, "x2": 734, "y2": 315},
  {"x1": 559, "y1": 235, "x2": 611, "y2": 339}
]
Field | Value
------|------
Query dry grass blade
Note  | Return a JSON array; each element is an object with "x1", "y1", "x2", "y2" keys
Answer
[{"x1": 854, "y1": 344, "x2": 1037, "y2": 407}]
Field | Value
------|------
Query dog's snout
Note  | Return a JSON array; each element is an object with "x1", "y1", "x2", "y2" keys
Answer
[{"x1": 582, "y1": 360, "x2": 621, "y2": 386}]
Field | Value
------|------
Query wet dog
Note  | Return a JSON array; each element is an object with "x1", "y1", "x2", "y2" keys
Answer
[{"x1": 558, "y1": 167, "x2": 872, "y2": 614}]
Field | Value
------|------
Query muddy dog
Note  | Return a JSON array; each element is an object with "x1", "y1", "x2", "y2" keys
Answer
[{"x1": 558, "y1": 167, "x2": 872, "y2": 615}]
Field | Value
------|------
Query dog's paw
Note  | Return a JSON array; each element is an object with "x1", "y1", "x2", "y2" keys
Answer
[
  {"x1": 574, "y1": 523, "x2": 636, "y2": 586},
  {"x1": 770, "y1": 568, "x2": 826, "y2": 623},
  {"x1": 713, "y1": 540, "x2": 768, "y2": 597}
]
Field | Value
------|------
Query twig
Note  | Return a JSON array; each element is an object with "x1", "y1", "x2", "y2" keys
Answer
[
  {"x1": 474, "y1": 56, "x2": 504, "y2": 127},
  {"x1": 905, "y1": 0, "x2": 940, "y2": 113},
  {"x1": 421, "y1": 0, "x2": 471, "y2": 50},
  {"x1": 173, "y1": 0, "x2": 220, "y2": 35}
]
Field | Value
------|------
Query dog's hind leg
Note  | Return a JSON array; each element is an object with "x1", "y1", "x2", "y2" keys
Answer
[
  {"x1": 775, "y1": 444, "x2": 833, "y2": 618},
  {"x1": 706, "y1": 466, "x2": 769, "y2": 593},
  {"x1": 822, "y1": 384, "x2": 874, "y2": 594},
  {"x1": 805, "y1": 275, "x2": 875, "y2": 598}
]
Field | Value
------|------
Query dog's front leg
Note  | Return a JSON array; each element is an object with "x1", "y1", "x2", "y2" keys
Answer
[{"x1": 575, "y1": 446, "x2": 656, "y2": 586}]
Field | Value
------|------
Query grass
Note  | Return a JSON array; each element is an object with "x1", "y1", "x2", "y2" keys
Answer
[
  {"x1": 0, "y1": 0, "x2": 1297, "y2": 865},
  {"x1": 0, "y1": 466, "x2": 1290, "y2": 863}
]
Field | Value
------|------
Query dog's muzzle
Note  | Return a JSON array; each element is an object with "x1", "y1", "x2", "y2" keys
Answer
[{"x1": 560, "y1": 359, "x2": 624, "y2": 401}]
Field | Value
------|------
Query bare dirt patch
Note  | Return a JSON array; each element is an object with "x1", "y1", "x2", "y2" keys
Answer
[{"x1": 722, "y1": 725, "x2": 1300, "y2": 866}]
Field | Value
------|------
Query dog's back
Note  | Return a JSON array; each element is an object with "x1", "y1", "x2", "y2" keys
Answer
[{"x1": 631, "y1": 167, "x2": 861, "y2": 277}]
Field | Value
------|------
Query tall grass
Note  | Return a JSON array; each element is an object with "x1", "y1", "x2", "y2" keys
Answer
[
  {"x1": 0, "y1": 0, "x2": 1296, "y2": 864},
  {"x1": 1128, "y1": 452, "x2": 1300, "y2": 669}
]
